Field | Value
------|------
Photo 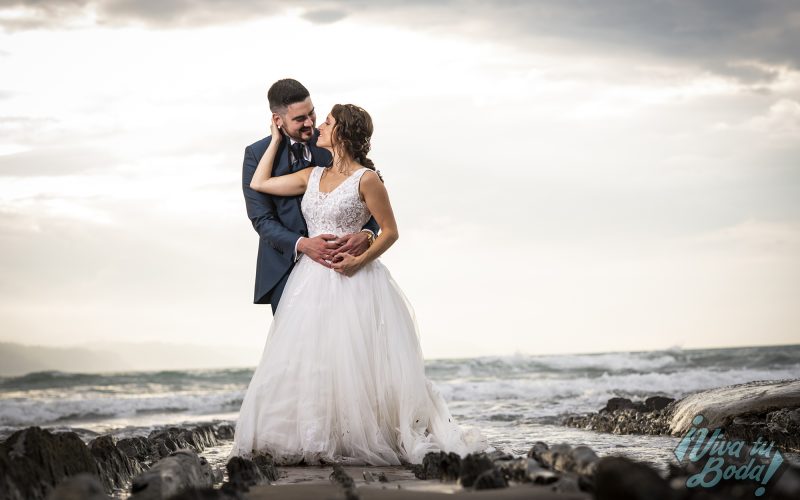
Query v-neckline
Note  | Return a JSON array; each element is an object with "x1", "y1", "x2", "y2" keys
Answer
[{"x1": 318, "y1": 167, "x2": 365, "y2": 195}]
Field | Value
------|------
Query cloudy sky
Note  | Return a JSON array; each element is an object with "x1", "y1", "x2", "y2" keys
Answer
[{"x1": 1, "y1": 0, "x2": 798, "y2": 365}]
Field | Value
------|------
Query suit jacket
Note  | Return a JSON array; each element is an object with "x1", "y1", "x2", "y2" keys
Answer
[{"x1": 242, "y1": 130, "x2": 380, "y2": 304}]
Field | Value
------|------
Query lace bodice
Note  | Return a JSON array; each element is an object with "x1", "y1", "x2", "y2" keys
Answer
[{"x1": 301, "y1": 166, "x2": 372, "y2": 237}]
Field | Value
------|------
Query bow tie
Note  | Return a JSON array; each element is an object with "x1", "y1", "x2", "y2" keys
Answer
[{"x1": 290, "y1": 142, "x2": 307, "y2": 167}]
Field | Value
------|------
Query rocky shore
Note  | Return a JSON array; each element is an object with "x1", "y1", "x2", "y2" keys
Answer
[
  {"x1": 2, "y1": 421, "x2": 799, "y2": 500},
  {"x1": 562, "y1": 379, "x2": 800, "y2": 452},
  {"x1": 2, "y1": 379, "x2": 799, "y2": 499}
]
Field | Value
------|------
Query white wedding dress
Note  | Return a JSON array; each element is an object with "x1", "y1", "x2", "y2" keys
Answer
[{"x1": 228, "y1": 166, "x2": 488, "y2": 466}]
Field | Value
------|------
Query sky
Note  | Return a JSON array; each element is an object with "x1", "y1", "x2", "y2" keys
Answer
[{"x1": 1, "y1": 0, "x2": 798, "y2": 365}]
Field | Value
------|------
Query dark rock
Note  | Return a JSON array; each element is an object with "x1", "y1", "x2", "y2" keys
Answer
[
  {"x1": 0, "y1": 426, "x2": 104, "y2": 500},
  {"x1": 594, "y1": 456, "x2": 671, "y2": 500},
  {"x1": 117, "y1": 437, "x2": 157, "y2": 464},
  {"x1": 376, "y1": 472, "x2": 388, "y2": 482},
  {"x1": 329, "y1": 463, "x2": 355, "y2": 489},
  {"x1": 551, "y1": 473, "x2": 581, "y2": 493},
  {"x1": 570, "y1": 445, "x2": 599, "y2": 478},
  {"x1": 538, "y1": 443, "x2": 573, "y2": 471},
  {"x1": 146, "y1": 428, "x2": 193, "y2": 459},
  {"x1": 129, "y1": 449, "x2": 213, "y2": 500},
  {"x1": 329, "y1": 464, "x2": 358, "y2": 500},
  {"x1": 485, "y1": 450, "x2": 514, "y2": 461},
  {"x1": 167, "y1": 487, "x2": 242, "y2": 500},
  {"x1": 213, "y1": 424, "x2": 235, "y2": 441},
  {"x1": 603, "y1": 397, "x2": 644, "y2": 413},
  {"x1": 526, "y1": 442, "x2": 598, "y2": 492},
  {"x1": 473, "y1": 467, "x2": 508, "y2": 490},
  {"x1": 496, "y1": 458, "x2": 554, "y2": 484},
  {"x1": 669, "y1": 379, "x2": 800, "y2": 453},
  {"x1": 459, "y1": 452, "x2": 494, "y2": 488},
  {"x1": 147, "y1": 426, "x2": 218, "y2": 459},
  {"x1": 251, "y1": 453, "x2": 278, "y2": 482},
  {"x1": 645, "y1": 396, "x2": 675, "y2": 412},
  {"x1": 563, "y1": 406, "x2": 672, "y2": 436},
  {"x1": 226, "y1": 455, "x2": 278, "y2": 491},
  {"x1": 722, "y1": 407, "x2": 800, "y2": 453},
  {"x1": 770, "y1": 463, "x2": 800, "y2": 500},
  {"x1": 46, "y1": 473, "x2": 110, "y2": 500},
  {"x1": 527, "y1": 441, "x2": 549, "y2": 463},
  {"x1": 415, "y1": 451, "x2": 461, "y2": 480},
  {"x1": 89, "y1": 435, "x2": 144, "y2": 490}
]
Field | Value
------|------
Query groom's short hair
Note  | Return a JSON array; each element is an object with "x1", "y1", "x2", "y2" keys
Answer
[{"x1": 268, "y1": 79, "x2": 310, "y2": 113}]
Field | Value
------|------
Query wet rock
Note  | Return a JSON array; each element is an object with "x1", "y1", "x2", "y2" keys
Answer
[
  {"x1": 527, "y1": 441, "x2": 549, "y2": 463},
  {"x1": 485, "y1": 450, "x2": 514, "y2": 461},
  {"x1": 570, "y1": 445, "x2": 599, "y2": 478},
  {"x1": 167, "y1": 487, "x2": 241, "y2": 500},
  {"x1": 551, "y1": 473, "x2": 581, "y2": 493},
  {"x1": 329, "y1": 464, "x2": 358, "y2": 500},
  {"x1": 147, "y1": 426, "x2": 218, "y2": 459},
  {"x1": 213, "y1": 424, "x2": 235, "y2": 441},
  {"x1": 0, "y1": 426, "x2": 104, "y2": 500},
  {"x1": 473, "y1": 467, "x2": 508, "y2": 490},
  {"x1": 669, "y1": 380, "x2": 800, "y2": 438},
  {"x1": 770, "y1": 463, "x2": 800, "y2": 500},
  {"x1": 459, "y1": 452, "x2": 494, "y2": 488},
  {"x1": 413, "y1": 451, "x2": 461, "y2": 480},
  {"x1": 645, "y1": 396, "x2": 675, "y2": 411},
  {"x1": 563, "y1": 397, "x2": 673, "y2": 436},
  {"x1": 89, "y1": 435, "x2": 144, "y2": 490},
  {"x1": 594, "y1": 456, "x2": 671, "y2": 500},
  {"x1": 495, "y1": 457, "x2": 555, "y2": 484},
  {"x1": 723, "y1": 407, "x2": 800, "y2": 453},
  {"x1": 224, "y1": 451, "x2": 277, "y2": 492},
  {"x1": 538, "y1": 443, "x2": 572, "y2": 471},
  {"x1": 46, "y1": 473, "x2": 110, "y2": 500},
  {"x1": 129, "y1": 449, "x2": 213, "y2": 500},
  {"x1": 603, "y1": 397, "x2": 645, "y2": 413},
  {"x1": 525, "y1": 442, "x2": 597, "y2": 491},
  {"x1": 251, "y1": 453, "x2": 278, "y2": 482},
  {"x1": 117, "y1": 437, "x2": 157, "y2": 464}
]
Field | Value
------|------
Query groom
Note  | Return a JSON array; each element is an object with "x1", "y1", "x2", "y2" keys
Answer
[{"x1": 242, "y1": 78, "x2": 379, "y2": 313}]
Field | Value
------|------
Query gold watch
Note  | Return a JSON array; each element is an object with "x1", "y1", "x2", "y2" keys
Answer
[{"x1": 362, "y1": 230, "x2": 375, "y2": 247}]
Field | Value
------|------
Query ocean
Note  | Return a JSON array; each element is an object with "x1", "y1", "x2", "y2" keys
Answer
[{"x1": 2, "y1": 344, "x2": 799, "y2": 471}]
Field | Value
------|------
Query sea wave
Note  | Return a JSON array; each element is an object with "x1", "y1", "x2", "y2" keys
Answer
[
  {"x1": 1, "y1": 345, "x2": 797, "y2": 429},
  {"x1": 0, "y1": 391, "x2": 245, "y2": 427}
]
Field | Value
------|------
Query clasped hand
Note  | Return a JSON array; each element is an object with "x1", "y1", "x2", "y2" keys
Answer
[{"x1": 298, "y1": 232, "x2": 371, "y2": 276}]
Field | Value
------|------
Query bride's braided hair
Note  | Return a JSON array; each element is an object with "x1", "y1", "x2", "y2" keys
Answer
[{"x1": 331, "y1": 104, "x2": 383, "y2": 181}]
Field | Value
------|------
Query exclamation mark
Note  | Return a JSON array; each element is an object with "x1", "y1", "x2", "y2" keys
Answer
[{"x1": 754, "y1": 453, "x2": 784, "y2": 497}]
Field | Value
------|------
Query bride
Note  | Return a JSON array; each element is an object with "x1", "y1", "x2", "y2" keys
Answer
[{"x1": 228, "y1": 103, "x2": 488, "y2": 466}]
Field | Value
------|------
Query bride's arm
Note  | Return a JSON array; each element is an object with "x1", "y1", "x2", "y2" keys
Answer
[
  {"x1": 250, "y1": 118, "x2": 312, "y2": 196},
  {"x1": 332, "y1": 170, "x2": 398, "y2": 276}
]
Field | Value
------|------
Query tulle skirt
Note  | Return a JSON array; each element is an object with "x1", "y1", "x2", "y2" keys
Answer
[{"x1": 228, "y1": 256, "x2": 488, "y2": 465}]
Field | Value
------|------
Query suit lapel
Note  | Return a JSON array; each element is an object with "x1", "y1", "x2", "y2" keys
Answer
[{"x1": 272, "y1": 139, "x2": 293, "y2": 176}]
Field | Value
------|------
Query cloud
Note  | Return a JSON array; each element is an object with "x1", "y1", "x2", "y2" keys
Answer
[{"x1": 2, "y1": 1, "x2": 799, "y2": 83}]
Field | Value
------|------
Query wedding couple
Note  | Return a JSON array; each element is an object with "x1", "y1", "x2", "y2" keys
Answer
[{"x1": 228, "y1": 79, "x2": 488, "y2": 466}]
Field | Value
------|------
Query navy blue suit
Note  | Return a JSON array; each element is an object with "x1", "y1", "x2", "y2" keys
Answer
[{"x1": 242, "y1": 130, "x2": 379, "y2": 312}]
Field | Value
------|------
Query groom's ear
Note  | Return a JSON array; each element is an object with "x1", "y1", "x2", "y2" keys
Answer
[{"x1": 273, "y1": 112, "x2": 284, "y2": 130}]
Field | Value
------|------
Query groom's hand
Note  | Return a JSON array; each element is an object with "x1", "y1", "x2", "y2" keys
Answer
[
  {"x1": 297, "y1": 234, "x2": 338, "y2": 268},
  {"x1": 332, "y1": 232, "x2": 370, "y2": 259}
]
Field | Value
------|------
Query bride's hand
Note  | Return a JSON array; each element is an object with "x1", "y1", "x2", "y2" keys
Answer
[
  {"x1": 331, "y1": 253, "x2": 363, "y2": 277},
  {"x1": 270, "y1": 116, "x2": 282, "y2": 144}
]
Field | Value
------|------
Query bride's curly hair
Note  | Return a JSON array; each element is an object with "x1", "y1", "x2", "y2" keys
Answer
[{"x1": 331, "y1": 104, "x2": 382, "y2": 181}]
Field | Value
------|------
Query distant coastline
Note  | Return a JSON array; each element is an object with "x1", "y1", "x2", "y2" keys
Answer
[{"x1": 0, "y1": 341, "x2": 260, "y2": 376}]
